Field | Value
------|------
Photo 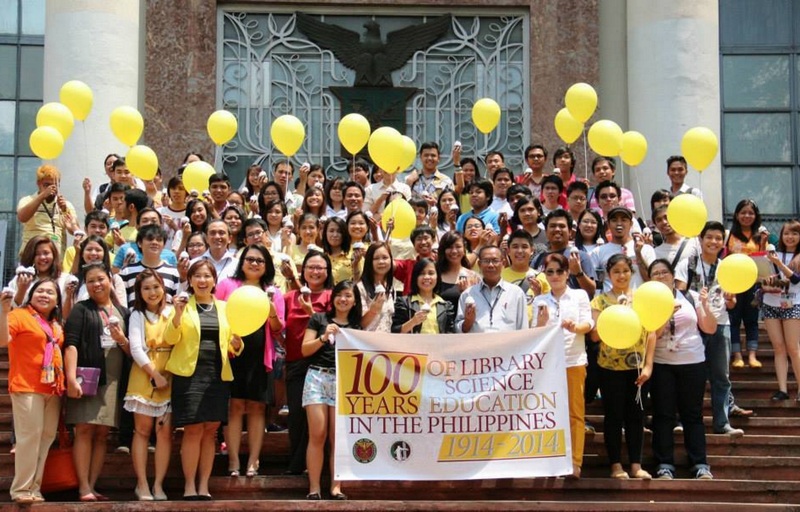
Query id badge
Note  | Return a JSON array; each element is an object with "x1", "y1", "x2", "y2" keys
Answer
[
  {"x1": 100, "y1": 330, "x2": 115, "y2": 349},
  {"x1": 780, "y1": 293, "x2": 794, "y2": 309}
]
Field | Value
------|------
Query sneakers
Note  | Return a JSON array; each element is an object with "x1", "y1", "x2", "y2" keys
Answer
[
  {"x1": 673, "y1": 422, "x2": 684, "y2": 433},
  {"x1": 147, "y1": 444, "x2": 156, "y2": 453},
  {"x1": 655, "y1": 467, "x2": 675, "y2": 480},
  {"x1": 584, "y1": 420, "x2": 596, "y2": 435},
  {"x1": 219, "y1": 442, "x2": 228, "y2": 455},
  {"x1": 714, "y1": 424, "x2": 744, "y2": 437},
  {"x1": 278, "y1": 405, "x2": 289, "y2": 416},
  {"x1": 266, "y1": 423, "x2": 287, "y2": 433},
  {"x1": 771, "y1": 390, "x2": 790, "y2": 401},
  {"x1": 115, "y1": 445, "x2": 130, "y2": 454},
  {"x1": 695, "y1": 467, "x2": 714, "y2": 480}
]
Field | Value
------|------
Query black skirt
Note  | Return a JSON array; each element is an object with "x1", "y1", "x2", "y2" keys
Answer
[
  {"x1": 171, "y1": 306, "x2": 230, "y2": 426},
  {"x1": 230, "y1": 324, "x2": 274, "y2": 403}
]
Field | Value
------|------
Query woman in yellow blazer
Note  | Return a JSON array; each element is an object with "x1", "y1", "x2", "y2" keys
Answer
[{"x1": 165, "y1": 260, "x2": 243, "y2": 501}]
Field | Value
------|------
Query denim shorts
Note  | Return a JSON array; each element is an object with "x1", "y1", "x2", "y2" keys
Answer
[{"x1": 302, "y1": 366, "x2": 336, "y2": 407}]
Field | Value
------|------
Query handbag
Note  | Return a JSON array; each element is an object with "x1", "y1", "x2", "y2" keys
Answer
[
  {"x1": 75, "y1": 367, "x2": 100, "y2": 396},
  {"x1": 40, "y1": 408, "x2": 78, "y2": 493}
]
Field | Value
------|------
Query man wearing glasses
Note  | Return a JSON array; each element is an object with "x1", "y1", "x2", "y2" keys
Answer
[
  {"x1": 516, "y1": 144, "x2": 548, "y2": 198},
  {"x1": 456, "y1": 245, "x2": 527, "y2": 333}
]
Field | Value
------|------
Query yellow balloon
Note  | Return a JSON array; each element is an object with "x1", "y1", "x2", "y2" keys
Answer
[
  {"x1": 368, "y1": 126, "x2": 403, "y2": 174},
  {"x1": 270, "y1": 115, "x2": 305, "y2": 156},
  {"x1": 207, "y1": 110, "x2": 238, "y2": 146},
  {"x1": 29, "y1": 126, "x2": 64, "y2": 160},
  {"x1": 718, "y1": 254, "x2": 758, "y2": 294},
  {"x1": 397, "y1": 135, "x2": 417, "y2": 173},
  {"x1": 587, "y1": 119, "x2": 623, "y2": 156},
  {"x1": 667, "y1": 194, "x2": 707, "y2": 238},
  {"x1": 620, "y1": 131, "x2": 648, "y2": 166},
  {"x1": 338, "y1": 113, "x2": 371, "y2": 154},
  {"x1": 564, "y1": 82, "x2": 598, "y2": 123},
  {"x1": 472, "y1": 98, "x2": 501, "y2": 134},
  {"x1": 225, "y1": 286, "x2": 271, "y2": 336},
  {"x1": 681, "y1": 127, "x2": 718, "y2": 172},
  {"x1": 110, "y1": 106, "x2": 144, "y2": 147},
  {"x1": 381, "y1": 198, "x2": 416, "y2": 239},
  {"x1": 596, "y1": 305, "x2": 642, "y2": 350},
  {"x1": 59, "y1": 80, "x2": 93, "y2": 121},
  {"x1": 36, "y1": 102, "x2": 74, "y2": 140},
  {"x1": 126, "y1": 145, "x2": 159, "y2": 181},
  {"x1": 182, "y1": 161, "x2": 216, "y2": 194},
  {"x1": 632, "y1": 281, "x2": 675, "y2": 331},
  {"x1": 554, "y1": 108, "x2": 583, "y2": 144}
]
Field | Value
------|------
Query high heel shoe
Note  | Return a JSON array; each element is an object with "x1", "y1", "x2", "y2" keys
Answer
[{"x1": 135, "y1": 487, "x2": 154, "y2": 501}]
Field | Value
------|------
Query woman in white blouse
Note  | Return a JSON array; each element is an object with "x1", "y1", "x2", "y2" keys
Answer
[{"x1": 534, "y1": 252, "x2": 593, "y2": 479}]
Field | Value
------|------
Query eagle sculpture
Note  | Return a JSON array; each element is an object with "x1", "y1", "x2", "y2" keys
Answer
[{"x1": 295, "y1": 12, "x2": 452, "y2": 87}]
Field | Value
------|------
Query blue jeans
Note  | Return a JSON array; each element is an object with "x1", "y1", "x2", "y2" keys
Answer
[
  {"x1": 702, "y1": 325, "x2": 732, "y2": 431},
  {"x1": 728, "y1": 287, "x2": 759, "y2": 353}
]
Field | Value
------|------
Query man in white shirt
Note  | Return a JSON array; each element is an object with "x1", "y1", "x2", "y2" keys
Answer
[
  {"x1": 591, "y1": 206, "x2": 655, "y2": 292},
  {"x1": 652, "y1": 204, "x2": 697, "y2": 266},
  {"x1": 489, "y1": 168, "x2": 514, "y2": 216},
  {"x1": 364, "y1": 169, "x2": 412, "y2": 216},
  {"x1": 201, "y1": 219, "x2": 238, "y2": 280},
  {"x1": 273, "y1": 159, "x2": 304, "y2": 213},
  {"x1": 667, "y1": 155, "x2": 704, "y2": 200},
  {"x1": 456, "y1": 246, "x2": 527, "y2": 333}
]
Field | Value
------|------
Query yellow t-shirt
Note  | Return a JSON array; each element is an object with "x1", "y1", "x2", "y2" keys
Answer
[
  {"x1": 590, "y1": 293, "x2": 647, "y2": 371},
  {"x1": 17, "y1": 195, "x2": 77, "y2": 258},
  {"x1": 502, "y1": 267, "x2": 550, "y2": 325},
  {"x1": 330, "y1": 252, "x2": 353, "y2": 284}
]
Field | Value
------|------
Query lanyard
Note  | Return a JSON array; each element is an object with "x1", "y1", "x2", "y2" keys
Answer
[
  {"x1": 40, "y1": 201, "x2": 57, "y2": 234},
  {"x1": 479, "y1": 286, "x2": 504, "y2": 327},
  {"x1": 698, "y1": 258, "x2": 716, "y2": 288}
]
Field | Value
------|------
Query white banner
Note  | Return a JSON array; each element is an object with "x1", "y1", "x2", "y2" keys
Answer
[{"x1": 335, "y1": 327, "x2": 572, "y2": 481}]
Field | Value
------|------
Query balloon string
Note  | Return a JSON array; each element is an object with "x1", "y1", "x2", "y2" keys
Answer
[
  {"x1": 634, "y1": 340, "x2": 644, "y2": 410},
  {"x1": 581, "y1": 128, "x2": 588, "y2": 180},
  {"x1": 632, "y1": 162, "x2": 645, "y2": 218}
]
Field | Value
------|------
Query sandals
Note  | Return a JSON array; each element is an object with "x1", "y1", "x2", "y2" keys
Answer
[
  {"x1": 632, "y1": 469, "x2": 652, "y2": 480},
  {"x1": 611, "y1": 470, "x2": 630, "y2": 479},
  {"x1": 228, "y1": 469, "x2": 240, "y2": 477},
  {"x1": 306, "y1": 492, "x2": 322, "y2": 500},
  {"x1": 749, "y1": 358, "x2": 762, "y2": 368},
  {"x1": 246, "y1": 462, "x2": 259, "y2": 477},
  {"x1": 331, "y1": 492, "x2": 348, "y2": 500}
]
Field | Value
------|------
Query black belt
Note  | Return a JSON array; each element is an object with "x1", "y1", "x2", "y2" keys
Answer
[{"x1": 309, "y1": 365, "x2": 336, "y2": 374}]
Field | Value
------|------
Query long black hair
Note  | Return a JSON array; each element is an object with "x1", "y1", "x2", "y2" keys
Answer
[
  {"x1": 232, "y1": 244, "x2": 275, "y2": 288},
  {"x1": 326, "y1": 280, "x2": 362, "y2": 329},
  {"x1": 361, "y1": 241, "x2": 394, "y2": 299}
]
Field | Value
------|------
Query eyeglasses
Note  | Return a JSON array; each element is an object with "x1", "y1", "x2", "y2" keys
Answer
[
  {"x1": 527, "y1": 154, "x2": 545, "y2": 159},
  {"x1": 244, "y1": 256, "x2": 266, "y2": 265},
  {"x1": 545, "y1": 269, "x2": 567, "y2": 276},
  {"x1": 305, "y1": 266, "x2": 327, "y2": 272},
  {"x1": 480, "y1": 259, "x2": 503, "y2": 266},
  {"x1": 650, "y1": 270, "x2": 673, "y2": 278},
  {"x1": 599, "y1": 194, "x2": 618, "y2": 200},
  {"x1": 569, "y1": 196, "x2": 587, "y2": 202},
  {"x1": 187, "y1": 243, "x2": 206, "y2": 249},
  {"x1": 246, "y1": 230, "x2": 265, "y2": 239}
]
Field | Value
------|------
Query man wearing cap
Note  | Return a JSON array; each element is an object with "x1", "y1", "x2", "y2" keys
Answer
[{"x1": 590, "y1": 206, "x2": 655, "y2": 293}]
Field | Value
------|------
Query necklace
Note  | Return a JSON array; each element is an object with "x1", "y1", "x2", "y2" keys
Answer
[{"x1": 197, "y1": 302, "x2": 214, "y2": 313}]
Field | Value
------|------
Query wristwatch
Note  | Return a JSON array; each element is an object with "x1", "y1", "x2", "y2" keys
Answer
[{"x1": 573, "y1": 271, "x2": 584, "y2": 278}]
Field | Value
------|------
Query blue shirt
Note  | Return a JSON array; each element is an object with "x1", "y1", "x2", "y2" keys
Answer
[{"x1": 456, "y1": 208, "x2": 500, "y2": 233}]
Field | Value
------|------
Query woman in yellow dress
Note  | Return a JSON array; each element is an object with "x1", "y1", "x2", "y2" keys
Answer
[{"x1": 123, "y1": 270, "x2": 173, "y2": 501}]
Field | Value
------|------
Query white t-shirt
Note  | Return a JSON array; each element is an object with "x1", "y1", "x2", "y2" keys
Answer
[
  {"x1": 653, "y1": 290, "x2": 706, "y2": 365},
  {"x1": 761, "y1": 251, "x2": 800, "y2": 308},
  {"x1": 532, "y1": 288, "x2": 593, "y2": 367},
  {"x1": 654, "y1": 237, "x2": 698, "y2": 267}
]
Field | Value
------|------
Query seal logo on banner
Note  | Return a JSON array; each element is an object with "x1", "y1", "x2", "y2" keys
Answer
[
  {"x1": 390, "y1": 441, "x2": 411, "y2": 462},
  {"x1": 352, "y1": 438, "x2": 377, "y2": 464}
]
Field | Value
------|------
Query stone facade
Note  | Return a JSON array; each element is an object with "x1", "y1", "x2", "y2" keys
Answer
[{"x1": 144, "y1": 0, "x2": 599, "y2": 179}]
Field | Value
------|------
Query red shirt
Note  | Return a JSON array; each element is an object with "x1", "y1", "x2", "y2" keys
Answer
[{"x1": 283, "y1": 289, "x2": 332, "y2": 362}]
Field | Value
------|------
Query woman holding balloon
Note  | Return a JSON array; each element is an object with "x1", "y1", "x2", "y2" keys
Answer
[
  {"x1": 589, "y1": 254, "x2": 655, "y2": 480},
  {"x1": 215, "y1": 244, "x2": 284, "y2": 478},
  {"x1": 647, "y1": 259, "x2": 716, "y2": 480},
  {"x1": 726, "y1": 199, "x2": 768, "y2": 369}
]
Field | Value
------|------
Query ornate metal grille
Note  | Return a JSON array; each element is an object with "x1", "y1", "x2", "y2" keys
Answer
[{"x1": 219, "y1": 10, "x2": 528, "y2": 184}]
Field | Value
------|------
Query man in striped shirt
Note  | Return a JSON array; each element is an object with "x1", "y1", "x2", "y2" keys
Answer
[{"x1": 118, "y1": 224, "x2": 180, "y2": 307}]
